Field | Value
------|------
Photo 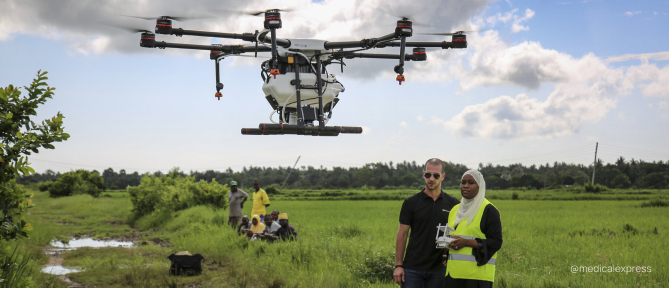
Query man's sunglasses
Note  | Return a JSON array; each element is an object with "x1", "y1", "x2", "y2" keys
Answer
[{"x1": 424, "y1": 173, "x2": 441, "y2": 179}]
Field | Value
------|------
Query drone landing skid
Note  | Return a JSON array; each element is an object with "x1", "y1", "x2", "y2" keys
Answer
[{"x1": 241, "y1": 124, "x2": 363, "y2": 136}]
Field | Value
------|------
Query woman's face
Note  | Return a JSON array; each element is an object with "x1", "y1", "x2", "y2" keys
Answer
[
  {"x1": 460, "y1": 174, "x2": 479, "y2": 199},
  {"x1": 252, "y1": 218, "x2": 258, "y2": 225}
]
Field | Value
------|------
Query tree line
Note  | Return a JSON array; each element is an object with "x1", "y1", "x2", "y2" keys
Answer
[{"x1": 17, "y1": 157, "x2": 669, "y2": 190}]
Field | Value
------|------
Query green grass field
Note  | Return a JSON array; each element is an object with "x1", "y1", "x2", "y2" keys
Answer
[{"x1": 19, "y1": 188, "x2": 669, "y2": 287}]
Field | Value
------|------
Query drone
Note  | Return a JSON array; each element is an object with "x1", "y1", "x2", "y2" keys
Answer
[
  {"x1": 127, "y1": 9, "x2": 468, "y2": 136},
  {"x1": 435, "y1": 223, "x2": 457, "y2": 249}
]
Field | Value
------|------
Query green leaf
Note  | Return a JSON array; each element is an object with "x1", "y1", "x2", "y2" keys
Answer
[
  {"x1": 42, "y1": 143, "x2": 55, "y2": 149},
  {"x1": 5, "y1": 113, "x2": 12, "y2": 119},
  {"x1": 26, "y1": 166, "x2": 35, "y2": 174}
]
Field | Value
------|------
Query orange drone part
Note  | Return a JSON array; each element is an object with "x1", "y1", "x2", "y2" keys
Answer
[
  {"x1": 270, "y1": 69, "x2": 280, "y2": 78},
  {"x1": 215, "y1": 92, "x2": 222, "y2": 100},
  {"x1": 396, "y1": 75, "x2": 405, "y2": 85}
]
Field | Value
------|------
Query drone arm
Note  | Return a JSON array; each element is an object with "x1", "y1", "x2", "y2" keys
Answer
[
  {"x1": 167, "y1": 28, "x2": 292, "y2": 47},
  {"x1": 151, "y1": 41, "x2": 272, "y2": 53},
  {"x1": 334, "y1": 52, "x2": 423, "y2": 61},
  {"x1": 323, "y1": 33, "x2": 397, "y2": 50},
  {"x1": 376, "y1": 41, "x2": 455, "y2": 49}
]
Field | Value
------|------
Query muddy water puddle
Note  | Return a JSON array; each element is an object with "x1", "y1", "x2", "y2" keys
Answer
[{"x1": 42, "y1": 237, "x2": 136, "y2": 280}]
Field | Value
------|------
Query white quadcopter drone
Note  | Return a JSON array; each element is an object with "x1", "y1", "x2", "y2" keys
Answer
[
  {"x1": 435, "y1": 223, "x2": 457, "y2": 249},
  {"x1": 124, "y1": 9, "x2": 468, "y2": 136}
]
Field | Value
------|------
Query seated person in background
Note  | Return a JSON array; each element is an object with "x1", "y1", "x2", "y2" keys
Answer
[
  {"x1": 268, "y1": 213, "x2": 297, "y2": 241},
  {"x1": 271, "y1": 210, "x2": 280, "y2": 224},
  {"x1": 257, "y1": 213, "x2": 281, "y2": 241},
  {"x1": 237, "y1": 216, "x2": 251, "y2": 236},
  {"x1": 246, "y1": 214, "x2": 266, "y2": 239}
]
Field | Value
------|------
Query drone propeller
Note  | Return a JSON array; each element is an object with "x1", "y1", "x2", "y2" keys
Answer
[
  {"x1": 389, "y1": 15, "x2": 431, "y2": 27},
  {"x1": 418, "y1": 30, "x2": 477, "y2": 36},
  {"x1": 216, "y1": 8, "x2": 296, "y2": 16},
  {"x1": 118, "y1": 14, "x2": 213, "y2": 21},
  {"x1": 246, "y1": 8, "x2": 295, "y2": 16},
  {"x1": 103, "y1": 22, "x2": 153, "y2": 34}
]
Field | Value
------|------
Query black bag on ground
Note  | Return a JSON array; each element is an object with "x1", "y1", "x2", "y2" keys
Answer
[{"x1": 167, "y1": 254, "x2": 204, "y2": 276}]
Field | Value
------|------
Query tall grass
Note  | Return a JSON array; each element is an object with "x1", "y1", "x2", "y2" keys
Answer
[{"x1": 0, "y1": 245, "x2": 32, "y2": 288}]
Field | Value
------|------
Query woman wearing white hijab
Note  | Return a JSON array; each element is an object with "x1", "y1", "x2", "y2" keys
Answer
[{"x1": 444, "y1": 169, "x2": 503, "y2": 288}]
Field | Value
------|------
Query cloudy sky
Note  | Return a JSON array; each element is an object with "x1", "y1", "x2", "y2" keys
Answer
[{"x1": 1, "y1": 0, "x2": 668, "y2": 174}]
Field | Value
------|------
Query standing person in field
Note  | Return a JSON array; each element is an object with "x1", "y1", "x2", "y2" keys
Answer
[
  {"x1": 393, "y1": 158, "x2": 460, "y2": 287},
  {"x1": 228, "y1": 180, "x2": 248, "y2": 227},
  {"x1": 444, "y1": 170, "x2": 502, "y2": 288},
  {"x1": 251, "y1": 180, "x2": 271, "y2": 220}
]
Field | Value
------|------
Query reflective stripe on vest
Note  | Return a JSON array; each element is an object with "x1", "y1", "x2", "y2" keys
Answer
[
  {"x1": 451, "y1": 235, "x2": 475, "y2": 240},
  {"x1": 448, "y1": 254, "x2": 496, "y2": 265}
]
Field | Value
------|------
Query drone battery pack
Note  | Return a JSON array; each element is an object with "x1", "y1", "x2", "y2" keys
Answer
[{"x1": 301, "y1": 106, "x2": 317, "y2": 121}]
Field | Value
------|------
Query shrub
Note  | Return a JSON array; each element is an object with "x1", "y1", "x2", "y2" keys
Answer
[
  {"x1": 37, "y1": 181, "x2": 52, "y2": 192},
  {"x1": 622, "y1": 224, "x2": 638, "y2": 235},
  {"x1": 641, "y1": 199, "x2": 669, "y2": 208},
  {"x1": 584, "y1": 183, "x2": 607, "y2": 193},
  {"x1": 353, "y1": 250, "x2": 395, "y2": 284},
  {"x1": 511, "y1": 192, "x2": 519, "y2": 200},
  {"x1": 128, "y1": 169, "x2": 229, "y2": 218},
  {"x1": 264, "y1": 184, "x2": 280, "y2": 195},
  {"x1": 49, "y1": 170, "x2": 105, "y2": 198}
]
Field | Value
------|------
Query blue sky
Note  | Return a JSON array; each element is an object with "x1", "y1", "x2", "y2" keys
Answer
[{"x1": 1, "y1": 0, "x2": 668, "y2": 174}]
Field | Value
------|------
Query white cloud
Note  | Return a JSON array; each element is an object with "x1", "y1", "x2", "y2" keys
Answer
[
  {"x1": 433, "y1": 89, "x2": 615, "y2": 140},
  {"x1": 659, "y1": 101, "x2": 669, "y2": 110},
  {"x1": 399, "y1": 121, "x2": 409, "y2": 128},
  {"x1": 624, "y1": 11, "x2": 641, "y2": 17},
  {"x1": 431, "y1": 26, "x2": 669, "y2": 140},
  {"x1": 450, "y1": 30, "x2": 610, "y2": 90},
  {"x1": 606, "y1": 51, "x2": 669, "y2": 63},
  {"x1": 654, "y1": 11, "x2": 658, "y2": 16},
  {"x1": 417, "y1": 115, "x2": 425, "y2": 122},
  {"x1": 511, "y1": 9, "x2": 535, "y2": 33},
  {"x1": 484, "y1": 8, "x2": 534, "y2": 33},
  {"x1": 486, "y1": 9, "x2": 517, "y2": 25}
]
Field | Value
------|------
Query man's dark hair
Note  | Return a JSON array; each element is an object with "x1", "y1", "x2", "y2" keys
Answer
[
  {"x1": 253, "y1": 179, "x2": 259, "y2": 183},
  {"x1": 424, "y1": 158, "x2": 445, "y2": 173}
]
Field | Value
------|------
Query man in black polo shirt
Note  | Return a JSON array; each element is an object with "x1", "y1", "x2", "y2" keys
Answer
[{"x1": 393, "y1": 158, "x2": 460, "y2": 287}]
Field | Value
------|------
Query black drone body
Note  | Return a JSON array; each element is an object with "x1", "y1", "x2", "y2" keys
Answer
[{"x1": 133, "y1": 11, "x2": 467, "y2": 136}]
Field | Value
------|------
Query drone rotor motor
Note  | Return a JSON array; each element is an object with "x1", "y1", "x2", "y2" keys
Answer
[
  {"x1": 264, "y1": 10, "x2": 282, "y2": 29},
  {"x1": 139, "y1": 32, "x2": 156, "y2": 48},
  {"x1": 395, "y1": 19, "x2": 413, "y2": 37},
  {"x1": 412, "y1": 47, "x2": 426, "y2": 61},
  {"x1": 155, "y1": 18, "x2": 173, "y2": 34},
  {"x1": 452, "y1": 34, "x2": 467, "y2": 49}
]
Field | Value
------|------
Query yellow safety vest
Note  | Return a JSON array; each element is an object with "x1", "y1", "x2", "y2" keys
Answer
[{"x1": 446, "y1": 198, "x2": 498, "y2": 282}]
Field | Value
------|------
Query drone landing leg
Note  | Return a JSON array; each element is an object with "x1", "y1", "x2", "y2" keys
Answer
[
  {"x1": 293, "y1": 60, "x2": 304, "y2": 130},
  {"x1": 395, "y1": 36, "x2": 407, "y2": 85},
  {"x1": 215, "y1": 59, "x2": 223, "y2": 100},
  {"x1": 315, "y1": 53, "x2": 324, "y2": 130},
  {"x1": 269, "y1": 28, "x2": 279, "y2": 79}
]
